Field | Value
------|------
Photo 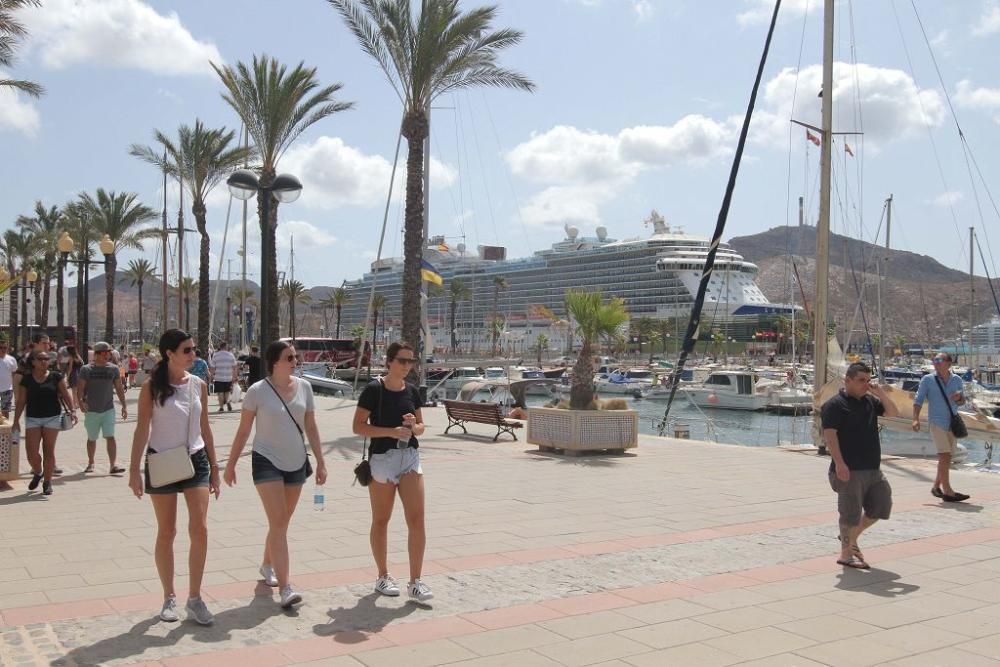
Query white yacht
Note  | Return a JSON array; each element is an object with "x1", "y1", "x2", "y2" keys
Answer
[{"x1": 679, "y1": 370, "x2": 769, "y2": 411}]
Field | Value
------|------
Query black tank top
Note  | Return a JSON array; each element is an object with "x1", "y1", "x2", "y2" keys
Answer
[{"x1": 21, "y1": 371, "x2": 63, "y2": 418}]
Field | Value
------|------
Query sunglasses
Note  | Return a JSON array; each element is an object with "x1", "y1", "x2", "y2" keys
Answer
[
  {"x1": 179, "y1": 346, "x2": 195, "y2": 354},
  {"x1": 284, "y1": 354, "x2": 299, "y2": 362},
  {"x1": 932, "y1": 358, "x2": 948, "y2": 364},
  {"x1": 393, "y1": 357, "x2": 417, "y2": 365}
]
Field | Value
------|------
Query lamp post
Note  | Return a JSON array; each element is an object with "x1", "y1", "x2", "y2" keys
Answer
[
  {"x1": 226, "y1": 169, "x2": 303, "y2": 346},
  {"x1": 0, "y1": 266, "x2": 37, "y2": 352},
  {"x1": 58, "y1": 232, "x2": 115, "y2": 354}
]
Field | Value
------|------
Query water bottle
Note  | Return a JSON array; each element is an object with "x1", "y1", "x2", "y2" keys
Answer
[
  {"x1": 11, "y1": 427, "x2": 19, "y2": 446},
  {"x1": 313, "y1": 482, "x2": 325, "y2": 512}
]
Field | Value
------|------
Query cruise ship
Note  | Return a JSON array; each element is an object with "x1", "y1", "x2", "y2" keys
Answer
[{"x1": 337, "y1": 211, "x2": 800, "y2": 353}]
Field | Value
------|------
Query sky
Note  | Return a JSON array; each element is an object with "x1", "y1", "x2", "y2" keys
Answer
[{"x1": 2, "y1": 0, "x2": 1000, "y2": 293}]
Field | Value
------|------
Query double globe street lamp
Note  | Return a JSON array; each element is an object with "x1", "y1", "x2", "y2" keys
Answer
[
  {"x1": 58, "y1": 231, "x2": 115, "y2": 354},
  {"x1": 226, "y1": 170, "x2": 303, "y2": 345},
  {"x1": 0, "y1": 265, "x2": 38, "y2": 351}
]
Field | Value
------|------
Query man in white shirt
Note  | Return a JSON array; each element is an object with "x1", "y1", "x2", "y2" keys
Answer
[
  {"x1": 210, "y1": 341, "x2": 237, "y2": 412},
  {"x1": 0, "y1": 339, "x2": 18, "y2": 419}
]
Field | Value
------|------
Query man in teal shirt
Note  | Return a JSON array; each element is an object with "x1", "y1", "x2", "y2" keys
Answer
[{"x1": 912, "y1": 352, "x2": 969, "y2": 502}]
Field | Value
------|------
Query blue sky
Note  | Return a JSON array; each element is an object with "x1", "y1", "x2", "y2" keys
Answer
[{"x1": 2, "y1": 0, "x2": 1000, "y2": 291}]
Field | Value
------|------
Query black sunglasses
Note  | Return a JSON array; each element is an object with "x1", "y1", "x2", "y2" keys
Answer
[{"x1": 393, "y1": 357, "x2": 417, "y2": 365}]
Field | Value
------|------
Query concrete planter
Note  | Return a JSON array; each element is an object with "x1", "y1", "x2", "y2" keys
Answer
[{"x1": 526, "y1": 407, "x2": 638, "y2": 455}]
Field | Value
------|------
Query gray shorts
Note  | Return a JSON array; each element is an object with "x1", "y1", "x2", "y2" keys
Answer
[
  {"x1": 369, "y1": 448, "x2": 422, "y2": 485},
  {"x1": 829, "y1": 468, "x2": 892, "y2": 527}
]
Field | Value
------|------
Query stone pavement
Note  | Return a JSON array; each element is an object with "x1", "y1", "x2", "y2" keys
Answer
[{"x1": 2, "y1": 391, "x2": 1000, "y2": 666}]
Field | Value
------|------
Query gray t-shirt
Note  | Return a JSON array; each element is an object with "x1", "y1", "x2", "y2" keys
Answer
[
  {"x1": 243, "y1": 377, "x2": 315, "y2": 472},
  {"x1": 78, "y1": 363, "x2": 120, "y2": 413}
]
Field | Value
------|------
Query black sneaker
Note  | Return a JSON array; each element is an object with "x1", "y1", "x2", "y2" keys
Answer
[
  {"x1": 227, "y1": 402, "x2": 233, "y2": 412},
  {"x1": 28, "y1": 472, "x2": 42, "y2": 491},
  {"x1": 42, "y1": 480, "x2": 53, "y2": 495}
]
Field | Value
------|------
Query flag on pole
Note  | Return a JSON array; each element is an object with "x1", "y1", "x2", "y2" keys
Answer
[
  {"x1": 806, "y1": 130, "x2": 821, "y2": 146},
  {"x1": 844, "y1": 142, "x2": 854, "y2": 157},
  {"x1": 437, "y1": 242, "x2": 449, "y2": 252},
  {"x1": 420, "y1": 259, "x2": 443, "y2": 286}
]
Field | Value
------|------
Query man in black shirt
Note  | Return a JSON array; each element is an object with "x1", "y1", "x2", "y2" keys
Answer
[
  {"x1": 243, "y1": 346, "x2": 263, "y2": 386},
  {"x1": 821, "y1": 361, "x2": 899, "y2": 569}
]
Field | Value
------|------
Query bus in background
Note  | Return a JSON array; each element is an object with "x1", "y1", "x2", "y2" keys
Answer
[{"x1": 280, "y1": 337, "x2": 371, "y2": 369}]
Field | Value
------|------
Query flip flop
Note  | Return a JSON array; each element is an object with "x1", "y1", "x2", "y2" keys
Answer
[
  {"x1": 836, "y1": 555, "x2": 871, "y2": 569},
  {"x1": 851, "y1": 544, "x2": 866, "y2": 562}
]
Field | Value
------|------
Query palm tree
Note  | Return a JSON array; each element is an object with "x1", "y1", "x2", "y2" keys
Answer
[
  {"x1": 61, "y1": 202, "x2": 98, "y2": 346},
  {"x1": 330, "y1": 0, "x2": 534, "y2": 359},
  {"x1": 448, "y1": 278, "x2": 470, "y2": 353},
  {"x1": 0, "y1": 0, "x2": 44, "y2": 98},
  {"x1": 564, "y1": 290, "x2": 629, "y2": 409},
  {"x1": 279, "y1": 279, "x2": 311, "y2": 339},
  {"x1": 491, "y1": 276, "x2": 508, "y2": 355},
  {"x1": 630, "y1": 317, "x2": 659, "y2": 364},
  {"x1": 130, "y1": 120, "x2": 255, "y2": 354},
  {"x1": 534, "y1": 333, "x2": 549, "y2": 367},
  {"x1": 75, "y1": 190, "x2": 157, "y2": 342},
  {"x1": 178, "y1": 277, "x2": 197, "y2": 331},
  {"x1": 0, "y1": 229, "x2": 34, "y2": 350},
  {"x1": 349, "y1": 323, "x2": 367, "y2": 367},
  {"x1": 16, "y1": 202, "x2": 61, "y2": 331},
  {"x1": 369, "y1": 292, "x2": 386, "y2": 375},
  {"x1": 120, "y1": 258, "x2": 156, "y2": 346},
  {"x1": 213, "y1": 54, "x2": 353, "y2": 345},
  {"x1": 331, "y1": 287, "x2": 350, "y2": 339}
]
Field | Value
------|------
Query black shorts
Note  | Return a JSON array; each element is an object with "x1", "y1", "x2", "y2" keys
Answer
[
  {"x1": 251, "y1": 451, "x2": 309, "y2": 486},
  {"x1": 214, "y1": 381, "x2": 233, "y2": 393},
  {"x1": 145, "y1": 448, "x2": 211, "y2": 495}
]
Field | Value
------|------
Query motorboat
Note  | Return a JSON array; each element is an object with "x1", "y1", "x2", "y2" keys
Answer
[
  {"x1": 679, "y1": 370, "x2": 768, "y2": 411},
  {"x1": 296, "y1": 369, "x2": 353, "y2": 396},
  {"x1": 443, "y1": 367, "x2": 486, "y2": 391},
  {"x1": 594, "y1": 369, "x2": 650, "y2": 397}
]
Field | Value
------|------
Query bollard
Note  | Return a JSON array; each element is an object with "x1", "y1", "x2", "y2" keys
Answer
[{"x1": 673, "y1": 423, "x2": 690, "y2": 439}]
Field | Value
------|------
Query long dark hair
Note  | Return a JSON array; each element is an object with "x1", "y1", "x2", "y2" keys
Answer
[
  {"x1": 150, "y1": 329, "x2": 191, "y2": 406},
  {"x1": 264, "y1": 339, "x2": 292, "y2": 375}
]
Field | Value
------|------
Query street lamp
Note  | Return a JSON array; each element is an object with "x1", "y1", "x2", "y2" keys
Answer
[
  {"x1": 227, "y1": 169, "x2": 303, "y2": 346},
  {"x1": 59, "y1": 232, "x2": 114, "y2": 354}
]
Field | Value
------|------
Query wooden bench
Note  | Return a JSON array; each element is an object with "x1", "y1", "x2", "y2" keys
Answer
[{"x1": 443, "y1": 400, "x2": 524, "y2": 441}]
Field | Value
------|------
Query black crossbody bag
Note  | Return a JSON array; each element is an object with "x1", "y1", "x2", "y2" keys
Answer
[
  {"x1": 353, "y1": 379, "x2": 385, "y2": 487},
  {"x1": 265, "y1": 379, "x2": 313, "y2": 478},
  {"x1": 933, "y1": 375, "x2": 968, "y2": 439}
]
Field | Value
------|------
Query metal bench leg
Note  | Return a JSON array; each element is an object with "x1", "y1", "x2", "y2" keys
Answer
[{"x1": 445, "y1": 418, "x2": 467, "y2": 435}]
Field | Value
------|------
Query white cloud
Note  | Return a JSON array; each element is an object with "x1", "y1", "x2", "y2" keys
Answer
[
  {"x1": 506, "y1": 126, "x2": 634, "y2": 185},
  {"x1": 0, "y1": 73, "x2": 41, "y2": 135},
  {"x1": 632, "y1": 1, "x2": 654, "y2": 20},
  {"x1": 280, "y1": 136, "x2": 456, "y2": 210},
  {"x1": 22, "y1": 0, "x2": 223, "y2": 76},
  {"x1": 751, "y1": 63, "x2": 945, "y2": 147},
  {"x1": 277, "y1": 220, "x2": 337, "y2": 249},
  {"x1": 931, "y1": 191, "x2": 963, "y2": 207},
  {"x1": 737, "y1": 0, "x2": 815, "y2": 26},
  {"x1": 520, "y1": 184, "x2": 618, "y2": 229},
  {"x1": 973, "y1": 2, "x2": 1000, "y2": 36},
  {"x1": 619, "y1": 115, "x2": 735, "y2": 164},
  {"x1": 955, "y1": 79, "x2": 1000, "y2": 123}
]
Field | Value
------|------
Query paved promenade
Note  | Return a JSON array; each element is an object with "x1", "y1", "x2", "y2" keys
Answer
[{"x1": 2, "y1": 391, "x2": 1000, "y2": 666}]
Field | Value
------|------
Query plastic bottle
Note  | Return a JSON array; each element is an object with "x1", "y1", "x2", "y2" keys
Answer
[
  {"x1": 11, "y1": 427, "x2": 20, "y2": 446},
  {"x1": 313, "y1": 482, "x2": 325, "y2": 512}
]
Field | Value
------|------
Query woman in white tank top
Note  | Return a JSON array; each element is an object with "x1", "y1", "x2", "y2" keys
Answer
[{"x1": 128, "y1": 329, "x2": 220, "y2": 625}]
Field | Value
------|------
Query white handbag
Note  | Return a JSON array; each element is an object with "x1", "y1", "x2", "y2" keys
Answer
[{"x1": 146, "y1": 381, "x2": 196, "y2": 488}]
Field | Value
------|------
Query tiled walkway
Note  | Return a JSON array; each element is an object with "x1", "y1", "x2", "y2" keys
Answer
[{"x1": 2, "y1": 393, "x2": 999, "y2": 666}]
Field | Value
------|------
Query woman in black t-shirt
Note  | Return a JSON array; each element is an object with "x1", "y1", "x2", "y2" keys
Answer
[
  {"x1": 12, "y1": 351, "x2": 78, "y2": 495},
  {"x1": 352, "y1": 341, "x2": 433, "y2": 602}
]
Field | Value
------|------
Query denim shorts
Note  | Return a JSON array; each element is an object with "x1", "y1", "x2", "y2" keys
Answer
[
  {"x1": 251, "y1": 451, "x2": 309, "y2": 486},
  {"x1": 369, "y1": 448, "x2": 422, "y2": 485},
  {"x1": 144, "y1": 447, "x2": 211, "y2": 494},
  {"x1": 25, "y1": 414, "x2": 62, "y2": 430}
]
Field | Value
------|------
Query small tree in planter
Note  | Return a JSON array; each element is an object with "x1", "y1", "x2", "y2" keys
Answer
[{"x1": 565, "y1": 290, "x2": 629, "y2": 409}]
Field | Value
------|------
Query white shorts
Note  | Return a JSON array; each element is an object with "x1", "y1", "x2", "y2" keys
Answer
[{"x1": 369, "y1": 448, "x2": 422, "y2": 485}]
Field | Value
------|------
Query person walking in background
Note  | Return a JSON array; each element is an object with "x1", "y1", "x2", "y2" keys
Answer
[
  {"x1": 210, "y1": 342, "x2": 237, "y2": 412},
  {"x1": 12, "y1": 350, "x2": 77, "y2": 496},
  {"x1": 127, "y1": 353, "x2": 139, "y2": 389},
  {"x1": 61, "y1": 346, "x2": 85, "y2": 409},
  {"x1": 0, "y1": 339, "x2": 18, "y2": 419},
  {"x1": 243, "y1": 345, "x2": 263, "y2": 387},
  {"x1": 77, "y1": 342, "x2": 128, "y2": 474},
  {"x1": 913, "y1": 352, "x2": 970, "y2": 502},
  {"x1": 190, "y1": 349, "x2": 210, "y2": 385},
  {"x1": 352, "y1": 341, "x2": 433, "y2": 602},
  {"x1": 822, "y1": 361, "x2": 899, "y2": 569},
  {"x1": 128, "y1": 329, "x2": 220, "y2": 625},
  {"x1": 224, "y1": 340, "x2": 327, "y2": 609}
]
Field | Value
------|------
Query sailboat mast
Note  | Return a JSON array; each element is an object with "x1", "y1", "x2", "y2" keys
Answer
[
  {"x1": 814, "y1": 0, "x2": 834, "y2": 394},
  {"x1": 970, "y1": 226, "x2": 975, "y2": 364},
  {"x1": 161, "y1": 154, "x2": 169, "y2": 329},
  {"x1": 879, "y1": 194, "x2": 892, "y2": 373}
]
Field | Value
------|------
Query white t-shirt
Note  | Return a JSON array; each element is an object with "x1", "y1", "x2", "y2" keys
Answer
[
  {"x1": 0, "y1": 355, "x2": 17, "y2": 392},
  {"x1": 210, "y1": 350, "x2": 237, "y2": 382},
  {"x1": 242, "y1": 377, "x2": 314, "y2": 472}
]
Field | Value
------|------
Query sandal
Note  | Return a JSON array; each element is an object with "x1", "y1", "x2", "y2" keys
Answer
[
  {"x1": 851, "y1": 544, "x2": 866, "y2": 562},
  {"x1": 110, "y1": 466, "x2": 126, "y2": 475},
  {"x1": 84, "y1": 464, "x2": 95, "y2": 473},
  {"x1": 836, "y1": 554, "x2": 871, "y2": 569}
]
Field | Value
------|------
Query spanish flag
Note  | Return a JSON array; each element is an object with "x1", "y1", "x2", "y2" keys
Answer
[
  {"x1": 420, "y1": 259, "x2": 443, "y2": 286},
  {"x1": 437, "y1": 242, "x2": 449, "y2": 252}
]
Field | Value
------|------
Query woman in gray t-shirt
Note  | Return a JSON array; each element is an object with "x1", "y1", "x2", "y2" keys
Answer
[{"x1": 224, "y1": 341, "x2": 327, "y2": 609}]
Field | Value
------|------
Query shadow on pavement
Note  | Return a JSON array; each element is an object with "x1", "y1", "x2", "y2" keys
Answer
[
  {"x1": 312, "y1": 592, "x2": 421, "y2": 639},
  {"x1": 524, "y1": 449, "x2": 636, "y2": 467},
  {"x1": 834, "y1": 567, "x2": 920, "y2": 598},
  {"x1": 927, "y1": 501, "x2": 984, "y2": 513},
  {"x1": 59, "y1": 590, "x2": 279, "y2": 666}
]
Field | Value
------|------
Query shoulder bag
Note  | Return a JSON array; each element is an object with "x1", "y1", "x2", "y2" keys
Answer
[
  {"x1": 265, "y1": 379, "x2": 312, "y2": 478},
  {"x1": 353, "y1": 379, "x2": 383, "y2": 487},
  {"x1": 147, "y1": 380, "x2": 196, "y2": 487},
  {"x1": 933, "y1": 375, "x2": 968, "y2": 439}
]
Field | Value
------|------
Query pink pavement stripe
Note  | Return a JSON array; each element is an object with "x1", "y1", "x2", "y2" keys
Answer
[
  {"x1": 616, "y1": 581, "x2": 701, "y2": 602},
  {"x1": 161, "y1": 645, "x2": 288, "y2": 667},
  {"x1": 4, "y1": 501, "x2": 997, "y2": 628},
  {"x1": 459, "y1": 601, "x2": 565, "y2": 629}
]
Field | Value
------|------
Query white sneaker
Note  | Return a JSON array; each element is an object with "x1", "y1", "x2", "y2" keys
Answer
[
  {"x1": 279, "y1": 585, "x2": 302, "y2": 608},
  {"x1": 259, "y1": 564, "x2": 278, "y2": 587},
  {"x1": 374, "y1": 574, "x2": 400, "y2": 597},
  {"x1": 408, "y1": 579, "x2": 434, "y2": 602},
  {"x1": 185, "y1": 597, "x2": 214, "y2": 625},
  {"x1": 159, "y1": 595, "x2": 179, "y2": 622}
]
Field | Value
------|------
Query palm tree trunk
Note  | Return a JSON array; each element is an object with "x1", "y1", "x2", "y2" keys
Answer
[
  {"x1": 9, "y1": 274, "x2": 19, "y2": 352},
  {"x1": 137, "y1": 282, "x2": 144, "y2": 349},
  {"x1": 76, "y1": 255, "x2": 85, "y2": 348},
  {"x1": 32, "y1": 278, "x2": 42, "y2": 329},
  {"x1": 105, "y1": 255, "x2": 116, "y2": 341},
  {"x1": 401, "y1": 111, "x2": 428, "y2": 366},
  {"x1": 369, "y1": 310, "x2": 378, "y2": 378},
  {"x1": 22, "y1": 280, "x2": 30, "y2": 345},
  {"x1": 492, "y1": 291, "x2": 500, "y2": 356},
  {"x1": 40, "y1": 261, "x2": 52, "y2": 329},
  {"x1": 184, "y1": 297, "x2": 191, "y2": 331},
  {"x1": 335, "y1": 306, "x2": 342, "y2": 339},
  {"x1": 290, "y1": 299, "x2": 296, "y2": 339},
  {"x1": 56, "y1": 261, "x2": 65, "y2": 343},
  {"x1": 449, "y1": 299, "x2": 457, "y2": 352},
  {"x1": 570, "y1": 340, "x2": 595, "y2": 409},
  {"x1": 257, "y1": 169, "x2": 279, "y2": 346},
  {"x1": 195, "y1": 206, "x2": 211, "y2": 355}
]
